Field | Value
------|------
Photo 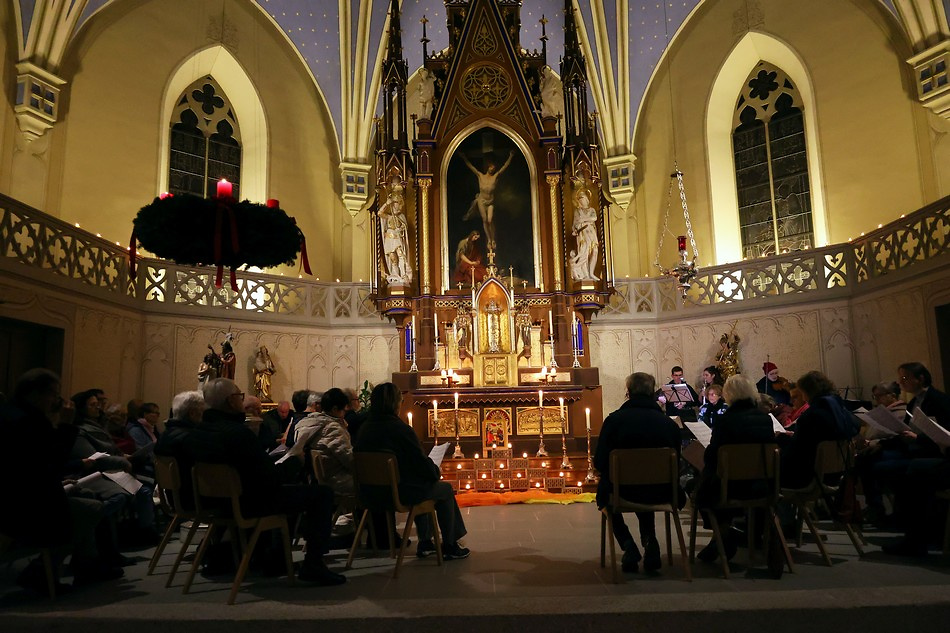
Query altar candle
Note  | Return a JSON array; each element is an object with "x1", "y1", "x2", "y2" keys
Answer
[
  {"x1": 411, "y1": 315, "x2": 416, "y2": 342},
  {"x1": 441, "y1": 369, "x2": 447, "y2": 378},
  {"x1": 433, "y1": 399, "x2": 438, "y2": 420},
  {"x1": 548, "y1": 310, "x2": 554, "y2": 340},
  {"x1": 559, "y1": 397, "x2": 565, "y2": 419},
  {"x1": 471, "y1": 268, "x2": 476, "y2": 304},
  {"x1": 408, "y1": 412, "x2": 413, "y2": 426},
  {"x1": 454, "y1": 392, "x2": 459, "y2": 410},
  {"x1": 434, "y1": 320, "x2": 440, "y2": 344},
  {"x1": 585, "y1": 407, "x2": 591, "y2": 431},
  {"x1": 538, "y1": 389, "x2": 543, "y2": 410},
  {"x1": 216, "y1": 179, "x2": 232, "y2": 197}
]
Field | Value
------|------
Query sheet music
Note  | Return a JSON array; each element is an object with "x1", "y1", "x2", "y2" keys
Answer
[
  {"x1": 684, "y1": 421, "x2": 712, "y2": 447},
  {"x1": 660, "y1": 383, "x2": 695, "y2": 404},
  {"x1": 63, "y1": 471, "x2": 104, "y2": 494},
  {"x1": 769, "y1": 413, "x2": 786, "y2": 434},
  {"x1": 88, "y1": 451, "x2": 109, "y2": 460},
  {"x1": 910, "y1": 408, "x2": 950, "y2": 450},
  {"x1": 428, "y1": 442, "x2": 451, "y2": 467},
  {"x1": 857, "y1": 405, "x2": 910, "y2": 438},
  {"x1": 102, "y1": 471, "x2": 143, "y2": 495}
]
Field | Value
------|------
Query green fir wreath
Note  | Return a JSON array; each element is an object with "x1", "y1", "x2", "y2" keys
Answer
[{"x1": 133, "y1": 194, "x2": 302, "y2": 268}]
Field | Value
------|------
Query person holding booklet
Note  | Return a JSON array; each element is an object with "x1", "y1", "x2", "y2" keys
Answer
[
  {"x1": 656, "y1": 366, "x2": 700, "y2": 422},
  {"x1": 354, "y1": 382, "x2": 470, "y2": 561}
]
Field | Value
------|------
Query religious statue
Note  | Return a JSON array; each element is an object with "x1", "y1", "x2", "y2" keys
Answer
[
  {"x1": 568, "y1": 185, "x2": 600, "y2": 282},
  {"x1": 461, "y1": 150, "x2": 514, "y2": 250},
  {"x1": 454, "y1": 308, "x2": 473, "y2": 364},
  {"x1": 717, "y1": 331, "x2": 741, "y2": 380},
  {"x1": 379, "y1": 189, "x2": 412, "y2": 285},
  {"x1": 539, "y1": 65, "x2": 563, "y2": 119},
  {"x1": 219, "y1": 332, "x2": 236, "y2": 380},
  {"x1": 515, "y1": 305, "x2": 532, "y2": 363},
  {"x1": 485, "y1": 299, "x2": 503, "y2": 353},
  {"x1": 418, "y1": 67, "x2": 436, "y2": 119},
  {"x1": 198, "y1": 344, "x2": 222, "y2": 388},
  {"x1": 253, "y1": 345, "x2": 276, "y2": 402}
]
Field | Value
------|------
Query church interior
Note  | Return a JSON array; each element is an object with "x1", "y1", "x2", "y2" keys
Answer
[{"x1": 2, "y1": 0, "x2": 950, "y2": 628}]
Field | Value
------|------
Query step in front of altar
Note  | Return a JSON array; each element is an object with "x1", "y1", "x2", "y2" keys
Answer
[{"x1": 439, "y1": 451, "x2": 596, "y2": 494}]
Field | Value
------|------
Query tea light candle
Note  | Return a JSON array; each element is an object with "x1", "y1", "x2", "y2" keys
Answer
[
  {"x1": 522, "y1": 452, "x2": 528, "y2": 458},
  {"x1": 456, "y1": 463, "x2": 462, "y2": 470},
  {"x1": 465, "y1": 483, "x2": 471, "y2": 490},
  {"x1": 475, "y1": 453, "x2": 480, "y2": 459},
  {"x1": 481, "y1": 473, "x2": 487, "y2": 479},
  {"x1": 535, "y1": 482, "x2": 542, "y2": 488}
]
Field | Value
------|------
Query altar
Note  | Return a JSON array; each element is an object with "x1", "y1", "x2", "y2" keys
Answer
[{"x1": 369, "y1": 0, "x2": 613, "y2": 493}]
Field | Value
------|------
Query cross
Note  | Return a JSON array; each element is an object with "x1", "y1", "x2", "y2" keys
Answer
[
  {"x1": 457, "y1": 281, "x2": 464, "y2": 291},
  {"x1": 420, "y1": 15, "x2": 429, "y2": 27}
]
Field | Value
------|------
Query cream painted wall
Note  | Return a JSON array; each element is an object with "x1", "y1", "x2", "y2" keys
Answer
[
  {"x1": 48, "y1": 0, "x2": 348, "y2": 280},
  {"x1": 630, "y1": 0, "x2": 931, "y2": 275},
  {"x1": 0, "y1": 1, "x2": 14, "y2": 194}
]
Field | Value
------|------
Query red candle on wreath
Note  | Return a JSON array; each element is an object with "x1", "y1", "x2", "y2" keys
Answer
[
  {"x1": 266, "y1": 198, "x2": 279, "y2": 208},
  {"x1": 159, "y1": 191, "x2": 172, "y2": 200},
  {"x1": 216, "y1": 179, "x2": 232, "y2": 197},
  {"x1": 677, "y1": 235, "x2": 687, "y2": 252}
]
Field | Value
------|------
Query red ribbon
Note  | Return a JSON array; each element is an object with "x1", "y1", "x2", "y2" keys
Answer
[
  {"x1": 213, "y1": 197, "x2": 240, "y2": 290},
  {"x1": 128, "y1": 230, "x2": 137, "y2": 280}
]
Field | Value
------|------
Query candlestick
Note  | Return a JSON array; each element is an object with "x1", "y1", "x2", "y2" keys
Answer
[
  {"x1": 432, "y1": 399, "x2": 439, "y2": 446},
  {"x1": 536, "y1": 393, "x2": 548, "y2": 457},
  {"x1": 216, "y1": 179, "x2": 232, "y2": 197},
  {"x1": 471, "y1": 267, "x2": 476, "y2": 305},
  {"x1": 559, "y1": 402, "x2": 572, "y2": 470},
  {"x1": 453, "y1": 399, "x2": 464, "y2": 459},
  {"x1": 585, "y1": 420, "x2": 597, "y2": 483}
]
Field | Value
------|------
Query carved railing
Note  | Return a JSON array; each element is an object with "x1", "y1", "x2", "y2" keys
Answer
[
  {"x1": 0, "y1": 194, "x2": 380, "y2": 326},
  {"x1": 2, "y1": 193, "x2": 948, "y2": 324},
  {"x1": 601, "y1": 194, "x2": 950, "y2": 319}
]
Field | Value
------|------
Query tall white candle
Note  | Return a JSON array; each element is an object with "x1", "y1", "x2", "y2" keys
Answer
[
  {"x1": 559, "y1": 397, "x2": 565, "y2": 419},
  {"x1": 548, "y1": 310, "x2": 554, "y2": 340},
  {"x1": 585, "y1": 407, "x2": 591, "y2": 431},
  {"x1": 408, "y1": 412, "x2": 413, "y2": 426},
  {"x1": 538, "y1": 389, "x2": 543, "y2": 409},
  {"x1": 411, "y1": 315, "x2": 416, "y2": 342},
  {"x1": 454, "y1": 392, "x2": 459, "y2": 410},
  {"x1": 434, "y1": 319, "x2": 440, "y2": 344},
  {"x1": 432, "y1": 399, "x2": 438, "y2": 420}
]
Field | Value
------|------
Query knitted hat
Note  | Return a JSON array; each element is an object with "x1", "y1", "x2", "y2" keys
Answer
[{"x1": 762, "y1": 361, "x2": 778, "y2": 374}]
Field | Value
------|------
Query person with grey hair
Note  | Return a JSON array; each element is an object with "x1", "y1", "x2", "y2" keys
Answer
[
  {"x1": 171, "y1": 390, "x2": 206, "y2": 424},
  {"x1": 156, "y1": 378, "x2": 345, "y2": 585},
  {"x1": 694, "y1": 374, "x2": 776, "y2": 563},
  {"x1": 594, "y1": 372, "x2": 681, "y2": 574}
]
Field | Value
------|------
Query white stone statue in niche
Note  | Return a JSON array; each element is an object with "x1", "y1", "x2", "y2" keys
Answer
[
  {"x1": 379, "y1": 187, "x2": 412, "y2": 286},
  {"x1": 568, "y1": 184, "x2": 600, "y2": 282},
  {"x1": 539, "y1": 65, "x2": 563, "y2": 119},
  {"x1": 418, "y1": 68, "x2": 436, "y2": 119}
]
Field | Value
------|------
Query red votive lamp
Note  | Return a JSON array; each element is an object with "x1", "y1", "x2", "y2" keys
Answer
[
  {"x1": 159, "y1": 191, "x2": 172, "y2": 200},
  {"x1": 266, "y1": 198, "x2": 279, "y2": 208},
  {"x1": 216, "y1": 179, "x2": 232, "y2": 197},
  {"x1": 677, "y1": 235, "x2": 687, "y2": 252}
]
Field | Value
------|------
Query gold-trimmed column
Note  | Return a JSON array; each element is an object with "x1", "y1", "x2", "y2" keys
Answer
[
  {"x1": 547, "y1": 174, "x2": 563, "y2": 291},
  {"x1": 418, "y1": 176, "x2": 432, "y2": 294}
]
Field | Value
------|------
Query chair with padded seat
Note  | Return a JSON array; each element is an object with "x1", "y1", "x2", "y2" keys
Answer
[
  {"x1": 689, "y1": 443, "x2": 794, "y2": 578},
  {"x1": 599, "y1": 447, "x2": 691, "y2": 583},
  {"x1": 182, "y1": 462, "x2": 295, "y2": 605},
  {"x1": 345, "y1": 451, "x2": 442, "y2": 578}
]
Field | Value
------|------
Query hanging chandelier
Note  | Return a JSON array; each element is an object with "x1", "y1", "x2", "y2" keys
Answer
[{"x1": 654, "y1": 164, "x2": 699, "y2": 297}]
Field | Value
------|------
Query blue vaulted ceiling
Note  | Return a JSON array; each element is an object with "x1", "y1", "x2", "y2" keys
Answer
[{"x1": 17, "y1": 0, "x2": 908, "y2": 155}]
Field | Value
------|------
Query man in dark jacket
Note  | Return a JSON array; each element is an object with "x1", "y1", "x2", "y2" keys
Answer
[
  {"x1": 155, "y1": 378, "x2": 344, "y2": 585},
  {"x1": 595, "y1": 372, "x2": 681, "y2": 573},
  {"x1": 355, "y1": 382, "x2": 469, "y2": 560}
]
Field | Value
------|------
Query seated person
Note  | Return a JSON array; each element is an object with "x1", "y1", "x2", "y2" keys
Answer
[
  {"x1": 775, "y1": 371, "x2": 860, "y2": 489},
  {"x1": 785, "y1": 383, "x2": 809, "y2": 430},
  {"x1": 260, "y1": 400, "x2": 291, "y2": 452},
  {"x1": 757, "y1": 362, "x2": 792, "y2": 406},
  {"x1": 0, "y1": 369, "x2": 122, "y2": 590},
  {"x1": 655, "y1": 366, "x2": 699, "y2": 422},
  {"x1": 594, "y1": 372, "x2": 682, "y2": 573},
  {"x1": 354, "y1": 382, "x2": 470, "y2": 560},
  {"x1": 289, "y1": 388, "x2": 354, "y2": 496},
  {"x1": 127, "y1": 401, "x2": 161, "y2": 449},
  {"x1": 698, "y1": 384, "x2": 727, "y2": 428},
  {"x1": 694, "y1": 374, "x2": 777, "y2": 563},
  {"x1": 243, "y1": 395, "x2": 264, "y2": 437},
  {"x1": 157, "y1": 378, "x2": 345, "y2": 585}
]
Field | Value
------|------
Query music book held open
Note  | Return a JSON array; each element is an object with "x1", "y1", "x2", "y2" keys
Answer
[{"x1": 910, "y1": 408, "x2": 950, "y2": 450}]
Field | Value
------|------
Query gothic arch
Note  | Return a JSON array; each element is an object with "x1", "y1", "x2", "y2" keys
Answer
[{"x1": 706, "y1": 31, "x2": 829, "y2": 265}]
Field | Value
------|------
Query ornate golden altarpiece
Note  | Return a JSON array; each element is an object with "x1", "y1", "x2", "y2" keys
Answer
[{"x1": 368, "y1": 0, "x2": 614, "y2": 488}]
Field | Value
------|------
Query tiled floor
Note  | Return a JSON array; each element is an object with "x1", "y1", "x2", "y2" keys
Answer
[{"x1": 3, "y1": 501, "x2": 950, "y2": 631}]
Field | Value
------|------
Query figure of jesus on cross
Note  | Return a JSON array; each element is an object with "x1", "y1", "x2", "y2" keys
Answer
[{"x1": 461, "y1": 149, "x2": 514, "y2": 251}]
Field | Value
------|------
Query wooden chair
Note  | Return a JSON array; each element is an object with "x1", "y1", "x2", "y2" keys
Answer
[
  {"x1": 345, "y1": 452, "x2": 443, "y2": 578},
  {"x1": 182, "y1": 463, "x2": 295, "y2": 605},
  {"x1": 689, "y1": 443, "x2": 794, "y2": 578},
  {"x1": 149, "y1": 455, "x2": 201, "y2": 587},
  {"x1": 0, "y1": 533, "x2": 57, "y2": 598},
  {"x1": 781, "y1": 440, "x2": 864, "y2": 565},
  {"x1": 311, "y1": 451, "x2": 358, "y2": 528},
  {"x1": 599, "y1": 448, "x2": 691, "y2": 583}
]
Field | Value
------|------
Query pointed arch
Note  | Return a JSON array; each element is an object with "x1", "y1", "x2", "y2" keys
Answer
[
  {"x1": 706, "y1": 32, "x2": 828, "y2": 265},
  {"x1": 158, "y1": 45, "x2": 267, "y2": 202}
]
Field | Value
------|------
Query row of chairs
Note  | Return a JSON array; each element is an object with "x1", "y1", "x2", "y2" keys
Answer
[
  {"x1": 149, "y1": 451, "x2": 441, "y2": 603},
  {"x1": 599, "y1": 441, "x2": 867, "y2": 583}
]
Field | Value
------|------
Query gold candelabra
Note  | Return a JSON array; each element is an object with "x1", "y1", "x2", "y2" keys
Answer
[
  {"x1": 536, "y1": 405, "x2": 548, "y2": 457},
  {"x1": 559, "y1": 413, "x2": 573, "y2": 470},
  {"x1": 452, "y1": 408, "x2": 464, "y2": 458},
  {"x1": 585, "y1": 425, "x2": 597, "y2": 482}
]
